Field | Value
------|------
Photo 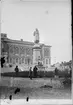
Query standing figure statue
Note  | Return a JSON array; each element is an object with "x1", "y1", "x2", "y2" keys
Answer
[{"x1": 33, "y1": 28, "x2": 39, "y2": 43}]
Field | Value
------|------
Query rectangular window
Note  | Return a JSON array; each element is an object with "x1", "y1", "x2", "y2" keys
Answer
[
  {"x1": 44, "y1": 48, "x2": 49, "y2": 57},
  {"x1": 46, "y1": 59, "x2": 48, "y2": 64},
  {"x1": 13, "y1": 58, "x2": 15, "y2": 64},
  {"x1": 10, "y1": 58, "x2": 12, "y2": 63},
  {"x1": 25, "y1": 58, "x2": 27, "y2": 64},
  {"x1": 19, "y1": 58, "x2": 21, "y2": 64}
]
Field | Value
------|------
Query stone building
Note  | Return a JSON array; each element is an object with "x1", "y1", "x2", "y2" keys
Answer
[{"x1": 1, "y1": 29, "x2": 51, "y2": 70}]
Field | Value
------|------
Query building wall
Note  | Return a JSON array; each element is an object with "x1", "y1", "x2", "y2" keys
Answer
[
  {"x1": 1, "y1": 33, "x2": 51, "y2": 70},
  {"x1": 42, "y1": 45, "x2": 51, "y2": 68},
  {"x1": 7, "y1": 42, "x2": 33, "y2": 66}
]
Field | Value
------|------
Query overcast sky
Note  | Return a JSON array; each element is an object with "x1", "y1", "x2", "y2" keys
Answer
[{"x1": 1, "y1": 0, "x2": 72, "y2": 64}]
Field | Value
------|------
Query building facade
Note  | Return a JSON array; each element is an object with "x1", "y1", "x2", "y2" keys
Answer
[{"x1": 1, "y1": 30, "x2": 51, "y2": 70}]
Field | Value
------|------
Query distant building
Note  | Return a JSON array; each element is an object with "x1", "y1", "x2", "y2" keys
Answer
[
  {"x1": 1, "y1": 29, "x2": 51, "y2": 70},
  {"x1": 54, "y1": 61, "x2": 72, "y2": 71}
]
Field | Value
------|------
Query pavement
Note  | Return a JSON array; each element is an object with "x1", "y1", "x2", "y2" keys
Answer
[
  {"x1": 0, "y1": 77, "x2": 71, "y2": 100},
  {"x1": 0, "y1": 77, "x2": 63, "y2": 88},
  {"x1": 0, "y1": 99, "x2": 72, "y2": 105}
]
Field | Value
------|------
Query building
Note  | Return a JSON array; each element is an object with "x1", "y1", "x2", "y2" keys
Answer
[
  {"x1": 54, "y1": 61, "x2": 72, "y2": 71},
  {"x1": 1, "y1": 29, "x2": 51, "y2": 71}
]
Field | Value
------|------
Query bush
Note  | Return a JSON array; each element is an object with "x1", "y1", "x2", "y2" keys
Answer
[
  {"x1": 2, "y1": 70, "x2": 71, "y2": 78},
  {"x1": 37, "y1": 71, "x2": 54, "y2": 78},
  {"x1": 58, "y1": 70, "x2": 71, "y2": 78},
  {"x1": 44, "y1": 71, "x2": 54, "y2": 77},
  {"x1": 62, "y1": 78, "x2": 71, "y2": 88},
  {"x1": 1, "y1": 71, "x2": 29, "y2": 78},
  {"x1": 1, "y1": 71, "x2": 55, "y2": 78},
  {"x1": 37, "y1": 71, "x2": 44, "y2": 78}
]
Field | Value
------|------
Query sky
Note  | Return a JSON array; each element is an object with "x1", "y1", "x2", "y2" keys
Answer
[{"x1": 1, "y1": 0, "x2": 72, "y2": 64}]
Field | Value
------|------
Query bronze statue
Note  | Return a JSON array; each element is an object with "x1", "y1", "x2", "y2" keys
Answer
[{"x1": 33, "y1": 28, "x2": 39, "y2": 43}]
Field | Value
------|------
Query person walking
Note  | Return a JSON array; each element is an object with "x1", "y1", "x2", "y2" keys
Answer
[
  {"x1": 29, "y1": 67, "x2": 32, "y2": 80},
  {"x1": 33, "y1": 66, "x2": 38, "y2": 78},
  {"x1": 14, "y1": 65, "x2": 19, "y2": 73}
]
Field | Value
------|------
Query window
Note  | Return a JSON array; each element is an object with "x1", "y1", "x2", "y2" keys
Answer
[
  {"x1": 13, "y1": 58, "x2": 15, "y2": 64},
  {"x1": 46, "y1": 59, "x2": 48, "y2": 64},
  {"x1": 10, "y1": 58, "x2": 12, "y2": 63},
  {"x1": 9, "y1": 45, "x2": 14, "y2": 53},
  {"x1": 44, "y1": 48, "x2": 49, "y2": 57},
  {"x1": 16, "y1": 58, "x2": 18, "y2": 63},
  {"x1": 25, "y1": 58, "x2": 27, "y2": 64},
  {"x1": 20, "y1": 47, "x2": 24, "y2": 54},
  {"x1": 26, "y1": 48, "x2": 32, "y2": 55},
  {"x1": 14, "y1": 46, "x2": 19, "y2": 54},
  {"x1": 19, "y1": 58, "x2": 21, "y2": 64},
  {"x1": 22, "y1": 57, "x2": 24, "y2": 63},
  {"x1": 27, "y1": 58, "x2": 30, "y2": 65}
]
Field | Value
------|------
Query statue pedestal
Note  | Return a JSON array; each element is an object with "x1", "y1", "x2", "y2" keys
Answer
[{"x1": 33, "y1": 43, "x2": 41, "y2": 67}]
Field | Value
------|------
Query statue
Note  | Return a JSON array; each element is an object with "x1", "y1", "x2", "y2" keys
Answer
[{"x1": 33, "y1": 28, "x2": 39, "y2": 43}]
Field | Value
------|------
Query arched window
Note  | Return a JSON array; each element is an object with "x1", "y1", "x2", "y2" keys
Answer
[
  {"x1": 16, "y1": 58, "x2": 18, "y2": 63},
  {"x1": 26, "y1": 48, "x2": 32, "y2": 55},
  {"x1": 22, "y1": 57, "x2": 24, "y2": 63},
  {"x1": 9, "y1": 45, "x2": 14, "y2": 53},
  {"x1": 13, "y1": 58, "x2": 15, "y2": 64},
  {"x1": 14, "y1": 46, "x2": 19, "y2": 54}
]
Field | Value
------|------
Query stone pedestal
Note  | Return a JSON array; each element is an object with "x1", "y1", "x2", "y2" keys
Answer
[
  {"x1": 33, "y1": 44, "x2": 41, "y2": 66},
  {"x1": 32, "y1": 29, "x2": 44, "y2": 70}
]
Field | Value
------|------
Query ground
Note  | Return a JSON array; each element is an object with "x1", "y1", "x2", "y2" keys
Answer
[{"x1": 0, "y1": 77, "x2": 71, "y2": 99}]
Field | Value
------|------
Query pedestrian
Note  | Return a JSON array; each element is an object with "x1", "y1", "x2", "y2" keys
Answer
[
  {"x1": 14, "y1": 88, "x2": 20, "y2": 94},
  {"x1": 9, "y1": 95, "x2": 12, "y2": 100},
  {"x1": 29, "y1": 67, "x2": 32, "y2": 80},
  {"x1": 33, "y1": 66, "x2": 38, "y2": 78},
  {"x1": 26, "y1": 96, "x2": 29, "y2": 102},
  {"x1": 14, "y1": 65, "x2": 19, "y2": 73}
]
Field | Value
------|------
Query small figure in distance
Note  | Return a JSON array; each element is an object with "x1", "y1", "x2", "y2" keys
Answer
[
  {"x1": 14, "y1": 88, "x2": 20, "y2": 94},
  {"x1": 54, "y1": 67, "x2": 58, "y2": 77},
  {"x1": 29, "y1": 67, "x2": 32, "y2": 80},
  {"x1": 26, "y1": 96, "x2": 29, "y2": 102},
  {"x1": 1, "y1": 57, "x2": 5, "y2": 68},
  {"x1": 14, "y1": 65, "x2": 19, "y2": 73},
  {"x1": 33, "y1": 66, "x2": 38, "y2": 78},
  {"x1": 9, "y1": 95, "x2": 12, "y2": 100}
]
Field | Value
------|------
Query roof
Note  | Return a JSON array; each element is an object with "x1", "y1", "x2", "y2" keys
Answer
[{"x1": 1, "y1": 33, "x2": 51, "y2": 47}]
